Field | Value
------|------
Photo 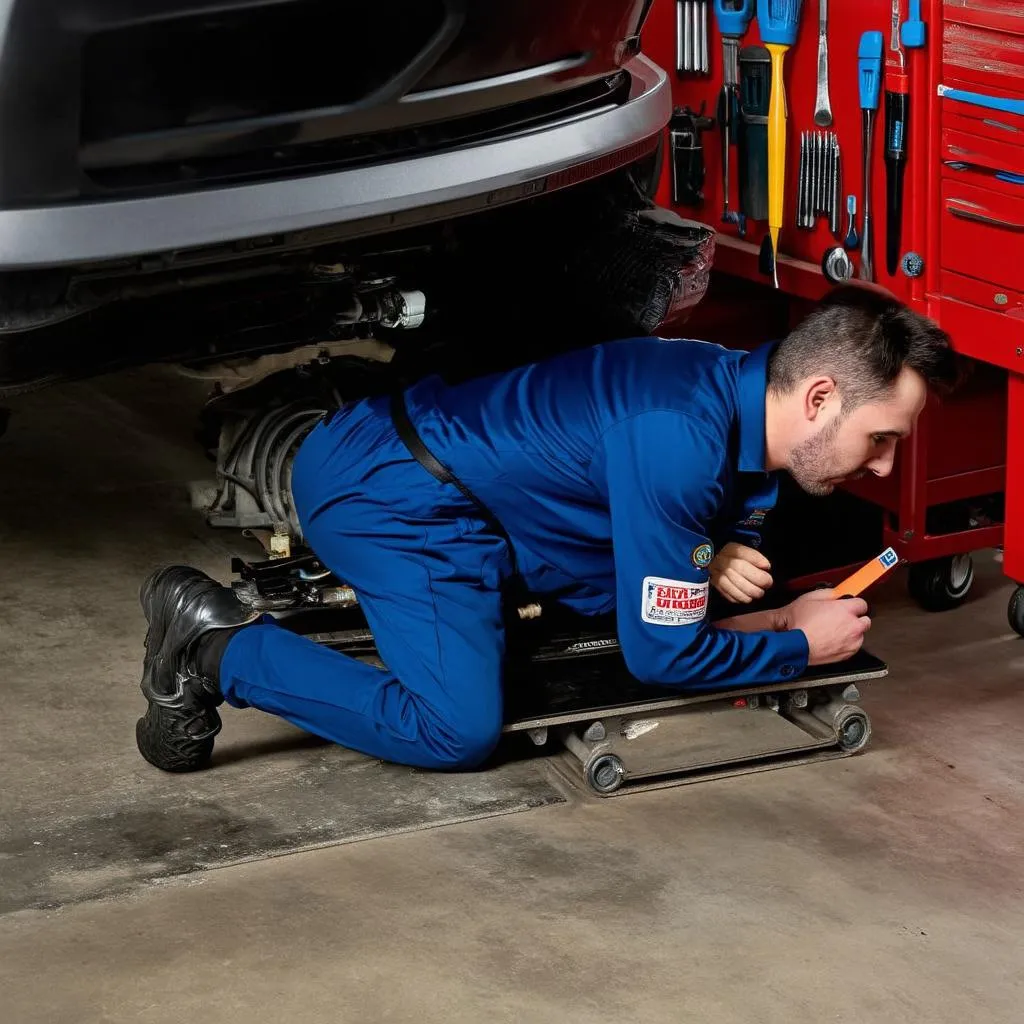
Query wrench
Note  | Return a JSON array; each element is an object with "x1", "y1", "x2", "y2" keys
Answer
[{"x1": 814, "y1": 0, "x2": 833, "y2": 126}]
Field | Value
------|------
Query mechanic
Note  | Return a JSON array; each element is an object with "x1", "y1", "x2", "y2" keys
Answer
[{"x1": 135, "y1": 286, "x2": 957, "y2": 774}]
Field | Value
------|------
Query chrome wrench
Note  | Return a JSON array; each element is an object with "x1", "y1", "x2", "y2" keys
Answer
[{"x1": 814, "y1": 0, "x2": 833, "y2": 127}]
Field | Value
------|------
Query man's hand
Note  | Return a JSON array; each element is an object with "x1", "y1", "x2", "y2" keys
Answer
[
  {"x1": 710, "y1": 542, "x2": 774, "y2": 604},
  {"x1": 785, "y1": 590, "x2": 871, "y2": 665},
  {"x1": 787, "y1": 587, "x2": 839, "y2": 610}
]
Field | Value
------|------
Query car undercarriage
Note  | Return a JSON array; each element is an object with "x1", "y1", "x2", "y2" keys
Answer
[
  {"x1": 0, "y1": 164, "x2": 715, "y2": 560},
  {"x1": 0, "y1": 161, "x2": 699, "y2": 395}
]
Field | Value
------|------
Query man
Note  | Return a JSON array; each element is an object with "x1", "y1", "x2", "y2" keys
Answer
[{"x1": 136, "y1": 287, "x2": 957, "y2": 773}]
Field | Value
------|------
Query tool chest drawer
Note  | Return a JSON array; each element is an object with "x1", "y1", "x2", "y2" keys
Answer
[
  {"x1": 940, "y1": 269, "x2": 1024, "y2": 319},
  {"x1": 942, "y1": 124, "x2": 1024, "y2": 178},
  {"x1": 941, "y1": 1, "x2": 1024, "y2": 97},
  {"x1": 938, "y1": 89, "x2": 1024, "y2": 155},
  {"x1": 940, "y1": 179, "x2": 1024, "y2": 292}
]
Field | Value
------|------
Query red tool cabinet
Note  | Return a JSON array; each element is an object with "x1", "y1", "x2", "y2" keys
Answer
[{"x1": 642, "y1": 0, "x2": 1024, "y2": 632}]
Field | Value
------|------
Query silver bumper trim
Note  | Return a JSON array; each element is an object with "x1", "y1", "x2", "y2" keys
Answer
[{"x1": 0, "y1": 55, "x2": 670, "y2": 269}]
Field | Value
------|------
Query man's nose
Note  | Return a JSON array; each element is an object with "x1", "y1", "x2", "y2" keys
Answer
[{"x1": 868, "y1": 446, "x2": 896, "y2": 477}]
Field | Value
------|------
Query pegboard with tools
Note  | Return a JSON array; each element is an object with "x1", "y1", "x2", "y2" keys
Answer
[
  {"x1": 642, "y1": 0, "x2": 934, "y2": 298},
  {"x1": 643, "y1": 0, "x2": 1024, "y2": 631}
]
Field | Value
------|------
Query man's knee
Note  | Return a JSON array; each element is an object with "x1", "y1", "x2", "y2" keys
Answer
[{"x1": 421, "y1": 704, "x2": 502, "y2": 770}]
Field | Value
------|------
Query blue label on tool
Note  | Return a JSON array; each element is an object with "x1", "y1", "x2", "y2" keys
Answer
[
  {"x1": 879, "y1": 548, "x2": 898, "y2": 569},
  {"x1": 890, "y1": 120, "x2": 904, "y2": 149}
]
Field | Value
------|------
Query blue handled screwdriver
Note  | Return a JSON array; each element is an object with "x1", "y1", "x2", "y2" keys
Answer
[
  {"x1": 857, "y1": 31, "x2": 883, "y2": 282},
  {"x1": 713, "y1": 0, "x2": 755, "y2": 234}
]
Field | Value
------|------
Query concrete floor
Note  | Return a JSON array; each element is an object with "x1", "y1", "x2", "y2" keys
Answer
[{"x1": 1, "y1": 369, "x2": 1023, "y2": 1023}]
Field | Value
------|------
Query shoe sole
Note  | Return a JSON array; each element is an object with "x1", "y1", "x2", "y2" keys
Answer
[{"x1": 136, "y1": 704, "x2": 216, "y2": 773}]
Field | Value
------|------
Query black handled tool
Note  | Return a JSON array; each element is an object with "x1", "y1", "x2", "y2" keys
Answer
[
  {"x1": 713, "y1": 1, "x2": 755, "y2": 234},
  {"x1": 884, "y1": 88, "x2": 909, "y2": 276},
  {"x1": 738, "y1": 45, "x2": 770, "y2": 224},
  {"x1": 670, "y1": 104, "x2": 716, "y2": 206},
  {"x1": 884, "y1": 0, "x2": 909, "y2": 276}
]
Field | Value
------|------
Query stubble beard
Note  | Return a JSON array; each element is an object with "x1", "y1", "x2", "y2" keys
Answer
[{"x1": 788, "y1": 417, "x2": 843, "y2": 497}]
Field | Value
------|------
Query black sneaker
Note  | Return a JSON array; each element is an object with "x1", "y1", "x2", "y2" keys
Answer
[{"x1": 136, "y1": 566, "x2": 258, "y2": 773}]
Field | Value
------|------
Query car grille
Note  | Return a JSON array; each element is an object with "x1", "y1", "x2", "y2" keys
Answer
[
  {"x1": 82, "y1": 72, "x2": 631, "y2": 194},
  {"x1": 80, "y1": 1, "x2": 451, "y2": 141}
]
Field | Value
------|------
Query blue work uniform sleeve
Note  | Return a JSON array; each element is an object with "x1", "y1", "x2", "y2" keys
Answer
[
  {"x1": 593, "y1": 411, "x2": 808, "y2": 689},
  {"x1": 726, "y1": 474, "x2": 779, "y2": 551}
]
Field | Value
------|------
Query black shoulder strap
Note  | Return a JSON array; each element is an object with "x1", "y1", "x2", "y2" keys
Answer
[
  {"x1": 388, "y1": 391, "x2": 520, "y2": 573},
  {"x1": 389, "y1": 391, "x2": 458, "y2": 488}
]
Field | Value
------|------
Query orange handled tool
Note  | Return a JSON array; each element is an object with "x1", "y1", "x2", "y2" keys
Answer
[{"x1": 834, "y1": 547, "x2": 901, "y2": 598}]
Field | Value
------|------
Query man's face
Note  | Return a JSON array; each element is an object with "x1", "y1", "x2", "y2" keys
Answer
[{"x1": 787, "y1": 367, "x2": 928, "y2": 497}]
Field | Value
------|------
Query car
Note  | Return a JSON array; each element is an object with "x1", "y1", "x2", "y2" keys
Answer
[
  {"x1": 0, "y1": 0, "x2": 715, "y2": 550},
  {"x1": 0, "y1": 0, "x2": 677, "y2": 379}
]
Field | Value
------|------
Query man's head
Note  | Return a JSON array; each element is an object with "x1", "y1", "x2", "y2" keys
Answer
[{"x1": 765, "y1": 287, "x2": 958, "y2": 496}]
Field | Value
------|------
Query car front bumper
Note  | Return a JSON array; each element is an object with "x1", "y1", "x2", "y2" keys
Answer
[{"x1": 0, "y1": 55, "x2": 670, "y2": 270}]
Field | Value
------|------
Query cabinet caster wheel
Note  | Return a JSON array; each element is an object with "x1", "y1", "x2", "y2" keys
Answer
[
  {"x1": 835, "y1": 709, "x2": 871, "y2": 753},
  {"x1": 908, "y1": 554, "x2": 974, "y2": 612},
  {"x1": 1009, "y1": 586, "x2": 1024, "y2": 638},
  {"x1": 585, "y1": 754, "x2": 625, "y2": 794}
]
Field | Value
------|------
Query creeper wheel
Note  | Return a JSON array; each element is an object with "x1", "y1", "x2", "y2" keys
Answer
[
  {"x1": 585, "y1": 754, "x2": 625, "y2": 794},
  {"x1": 835, "y1": 709, "x2": 871, "y2": 753},
  {"x1": 1008, "y1": 586, "x2": 1024, "y2": 638}
]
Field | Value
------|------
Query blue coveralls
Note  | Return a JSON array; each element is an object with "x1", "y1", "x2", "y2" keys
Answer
[{"x1": 219, "y1": 337, "x2": 810, "y2": 769}]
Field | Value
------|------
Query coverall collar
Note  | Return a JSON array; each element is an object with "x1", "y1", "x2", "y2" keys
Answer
[{"x1": 736, "y1": 341, "x2": 776, "y2": 474}]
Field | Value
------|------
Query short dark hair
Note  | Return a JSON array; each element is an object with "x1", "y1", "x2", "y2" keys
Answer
[{"x1": 768, "y1": 286, "x2": 960, "y2": 408}]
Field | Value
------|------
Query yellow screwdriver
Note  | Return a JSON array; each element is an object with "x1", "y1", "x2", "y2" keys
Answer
[{"x1": 756, "y1": 0, "x2": 804, "y2": 288}]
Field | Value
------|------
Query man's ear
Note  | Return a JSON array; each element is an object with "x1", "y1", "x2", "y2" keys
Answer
[{"x1": 804, "y1": 377, "x2": 837, "y2": 421}]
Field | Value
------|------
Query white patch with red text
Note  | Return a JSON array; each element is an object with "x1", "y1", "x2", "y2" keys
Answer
[{"x1": 641, "y1": 576, "x2": 709, "y2": 626}]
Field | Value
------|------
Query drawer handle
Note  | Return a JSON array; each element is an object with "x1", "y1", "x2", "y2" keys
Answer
[
  {"x1": 938, "y1": 85, "x2": 1024, "y2": 118},
  {"x1": 947, "y1": 201, "x2": 1024, "y2": 233},
  {"x1": 946, "y1": 161, "x2": 1024, "y2": 186}
]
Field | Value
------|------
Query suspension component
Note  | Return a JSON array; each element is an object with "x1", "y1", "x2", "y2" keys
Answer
[{"x1": 202, "y1": 400, "x2": 327, "y2": 545}]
